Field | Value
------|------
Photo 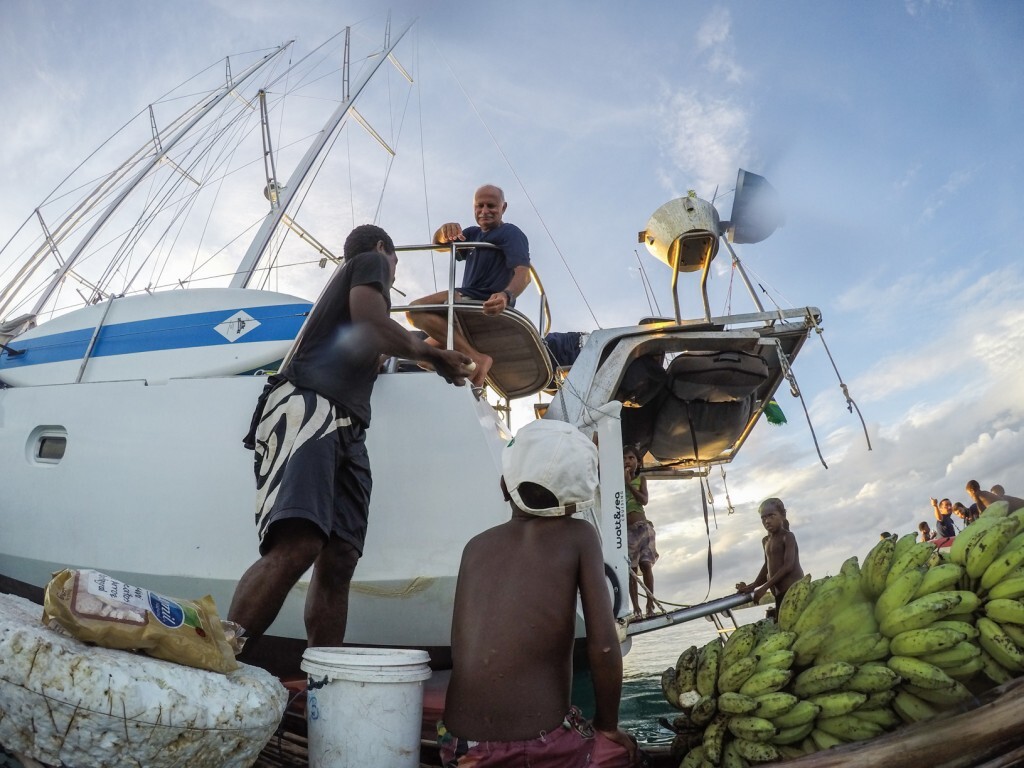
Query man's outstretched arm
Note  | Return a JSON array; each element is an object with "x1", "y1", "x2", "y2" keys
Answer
[{"x1": 350, "y1": 284, "x2": 471, "y2": 384}]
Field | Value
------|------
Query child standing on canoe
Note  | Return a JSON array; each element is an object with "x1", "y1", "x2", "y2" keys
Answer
[
  {"x1": 624, "y1": 444, "x2": 658, "y2": 619},
  {"x1": 735, "y1": 497, "x2": 804, "y2": 618}
]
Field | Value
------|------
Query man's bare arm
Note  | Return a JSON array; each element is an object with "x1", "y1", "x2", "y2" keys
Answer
[
  {"x1": 577, "y1": 525, "x2": 638, "y2": 764},
  {"x1": 482, "y1": 265, "x2": 533, "y2": 316},
  {"x1": 349, "y1": 285, "x2": 471, "y2": 383},
  {"x1": 737, "y1": 560, "x2": 768, "y2": 593}
]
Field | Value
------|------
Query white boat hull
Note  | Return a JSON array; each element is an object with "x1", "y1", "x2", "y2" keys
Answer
[{"x1": 0, "y1": 370, "x2": 517, "y2": 662}]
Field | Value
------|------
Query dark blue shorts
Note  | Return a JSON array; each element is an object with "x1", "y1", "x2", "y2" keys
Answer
[{"x1": 252, "y1": 381, "x2": 371, "y2": 555}]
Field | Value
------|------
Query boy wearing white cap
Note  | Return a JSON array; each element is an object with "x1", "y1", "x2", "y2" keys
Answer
[{"x1": 439, "y1": 419, "x2": 639, "y2": 767}]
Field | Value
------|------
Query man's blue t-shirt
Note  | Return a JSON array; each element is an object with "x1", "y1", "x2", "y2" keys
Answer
[{"x1": 457, "y1": 223, "x2": 530, "y2": 301}]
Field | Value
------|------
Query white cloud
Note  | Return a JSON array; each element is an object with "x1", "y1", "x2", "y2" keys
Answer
[
  {"x1": 696, "y1": 7, "x2": 746, "y2": 85},
  {"x1": 655, "y1": 90, "x2": 750, "y2": 198},
  {"x1": 921, "y1": 168, "x2": 973, "y2": 220}
]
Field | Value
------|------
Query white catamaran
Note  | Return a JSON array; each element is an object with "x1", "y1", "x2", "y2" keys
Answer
[{"x1": 0, "y1": 18, "x2": 844, "y2": 675}]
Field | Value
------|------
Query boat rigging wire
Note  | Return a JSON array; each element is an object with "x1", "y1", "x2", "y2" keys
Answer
[
  {"x1": 808, "y1": 310, "x2": 872, "y2": 452},
  {"x1": 719, "y1": 465, "x2": 735, "y2": 515},
  {"x1": 771, "y1": 337, "x2": 828, "y2": 470},
  {"x1": 740, "y1": 260, "x2": 871, "y2": 454},
  {"x1": 430, "y1": 38, "x2": 601, "y2": 329},
  {"x1": 632, "y1": 251, "x2": 657, "y2": 317}
]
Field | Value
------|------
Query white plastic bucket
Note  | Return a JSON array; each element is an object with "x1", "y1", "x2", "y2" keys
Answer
[{"x1": 300, "y1": 646, "x2": 432, "y2": 768}]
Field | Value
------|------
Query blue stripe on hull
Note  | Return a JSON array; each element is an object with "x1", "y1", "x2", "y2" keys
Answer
[{"x1": 0, "y1": 303, "x2": 311, "y2": 369}]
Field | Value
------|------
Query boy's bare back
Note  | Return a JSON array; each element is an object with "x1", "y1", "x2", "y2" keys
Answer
[{"x1": 444, "y1": 512, "x2": 613, "y2": 741}]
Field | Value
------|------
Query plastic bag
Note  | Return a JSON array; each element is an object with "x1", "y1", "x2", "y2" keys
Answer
[{"x1": 42, "y1": 569, "x2": 240, "y2": 674}]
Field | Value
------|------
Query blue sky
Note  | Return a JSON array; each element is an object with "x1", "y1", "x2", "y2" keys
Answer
[{"x1": 2, "y1": 1, "x2": 1023, "y2": 626}]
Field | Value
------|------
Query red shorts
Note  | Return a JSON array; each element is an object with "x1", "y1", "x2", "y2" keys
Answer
[{"x1": 437, "y1": 708, "x2": 633, "y2": 767}]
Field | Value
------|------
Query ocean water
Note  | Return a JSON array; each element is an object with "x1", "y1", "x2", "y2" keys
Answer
[{"x1": 571, "y1": 616, "x2": 726, "y2": 747}]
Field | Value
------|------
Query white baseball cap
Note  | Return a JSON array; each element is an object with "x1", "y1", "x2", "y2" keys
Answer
[{"x1": 502, "y1": 419, "x2": 599, "y2": 517}]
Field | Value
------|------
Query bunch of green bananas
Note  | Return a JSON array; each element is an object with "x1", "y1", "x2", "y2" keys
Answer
[{"x1": 661, "y1": 499, "x2": 1024, "y2": 765}]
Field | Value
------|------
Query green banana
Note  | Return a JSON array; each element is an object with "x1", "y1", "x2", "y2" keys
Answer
[
  {"x1": 859, "y1": 689, "x2": 897, "y2": 710},
  {"x1": 816, "y1": 632, "x2": 889, "y2": 665},
  {"x1": 791, "y1": 624, "x2": 835, "y2": 667},
  {"x1": 875, "y1": 566, "x2": 927, "y2": 623},
  {"x1": 717, "y1": 691, "x2": 758, "y2": 715},
  {"x1": 777, "y1": 573, "x2": 814, "y2": 632},
  {"x1": 770, "y1": 723, "x2": 815, "y2": 746},
  {"x1": 675, "y1": 645, "x2": 700, "y2": 691},
  {"x1": 771, "y1": 699, "x2": 820, "y2": 728},
  {"x1": 807, "y1": 690, "x2": 867, "y2": 718},
  {"x1": 843, "y1": 663, "x2": 901, "y2": 693},
  {"x1": 727, "y1": 715, "x2": 778, "y2": 743},
  {"x1": 892, "y1": 531, "x2": 919, "y2": 561},
  {"x1": 851, "y1": 707, "x2": 902, "y2": 728},
  {"x1": 755, "y1": 649, "x2": 795, "y2": 672},
  {"x1": 985, "y1": 597, "x2": 1024, "y2": 626},
  {"x1": 721, "y1": 738, "x2": 749, "y2": 768},
  {"x1": 978, "y1": 647, "x2": 1015, "y2": 685},
  {"x1": 998, "y1": 620, "x2": 1024, "y2": 649},
  {"x1": 777, "y1": 744, "x2": 809, "y2": 760},
  {"x1": 661, "y1": 666, "x2": 683, "y2": 708},
  {"x1": 721, "y1": 623, "x2": 758, "y2": 669},
  {"x1": 903, "y1": 681, "x2": 974, "y2": 707},
  {"x1": 889, "y1": 626, "x2": 966, "y2": 656},
  {"x1": 942, "y1": 589, "x2": 981, "y2": 617},
  {"x1": 913, "y1": 562, "x2": 964, "y2": 599},
  {"x1": 980, "y1": 499, "x2": 1010, "y2": 519},
  {"x1": 815, "y1": 714, "x2": 885, "y2": 742},
  {"x1": 717, "y1": 654, "x2": 760, "y2": 694},
  {"x1": 860, "y1": 535, "x2": 896, "y2": 599},
  {"x1": 892, "y1": 690, "x2": 939, "y2": 723},
  {"x1": 886, "y1": 541, "x2": 936, "y2": 587},
  {"x1": 810, "y1": 727, "x2": 846, "y2": 749},
  {"x1": 977, "y1": 616, "x2": 1024, "y2": 672},
  {"x1": 793, "y1": 575, "x2": 855, "y2": 635},
  {"x1": 839, "y1": 555, "x2": 860, "y2": 579},
  {"x1": 738, "y1": 667, "x2": 792, "y2": 698},
  {"x1": 919, "y1": 640, "x2": 982, "y2": 668},
  {"x1": 886, "y1": 655, "x2": 957, "y2": 690},
  {"x1": 829, "y1": 599, "x2": 879, "y2": 636},
  {"x1": 752, "y1": 691, "x2": 798, "y2": 719},
  {"x1": 966, "y1": 517, "x2": 1021, "y2": 580},
  {"x1": 986, "y1": 574, "x2": 1024, "y2": 601},
  {"x1": 980, "y1": 540, "x2": 1024, "y2": 593},
  {"x1": 948, "y1": 515, "x2": 1003, "y2": 566},
  {"x1": 751, "y1": 630, "x2": 796, "y2": 657},
  {"x1": 929, "y1": 619, "x2": 979, "y2": 640},
  {"x1": 791, "y1": 661, "x2": 856, "y2": 697},
  {"x1": 879, "y1": 591, "x2": 963, "y2": 637},
  {"x1": 690, "y1": 693, "x2": 718, "y2": 726},
  {"x1": 696, "y1": 640, "x2": 722, "y2": 696},
  {"x1": 701, "y1": 713, "x2": 730, "y2": 766},
  {"x1": 678, "y1": 744, "x2": 705, "y2": 768},
  {"x1": 733, "y1": 736, "x2": 782, "y2": 762},
  {"x1": 943, "y1": 655, "x2": 985, "y2": 680}
]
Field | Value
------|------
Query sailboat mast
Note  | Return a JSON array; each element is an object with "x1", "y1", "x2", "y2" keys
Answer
[
  {"x1": 27, "y1": 43, "x2": 294, "y2": 317},
  {"x1": 229, "y1": 19, "x2": 415, "y2": 289}
]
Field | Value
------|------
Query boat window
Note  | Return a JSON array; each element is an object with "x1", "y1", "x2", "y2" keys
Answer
[{"x1": 29, "y1": 427, "x2": 67, "y2": 465}]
